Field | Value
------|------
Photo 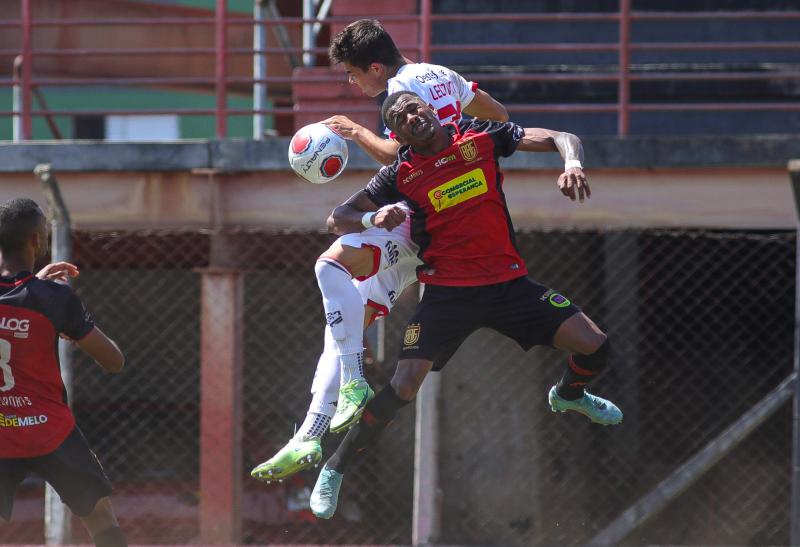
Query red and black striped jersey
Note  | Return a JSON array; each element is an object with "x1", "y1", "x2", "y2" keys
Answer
[
  {"x1": 0, "y1": 272, "x2": 94, "y2": 458},
  {"x1": 365, "y1": 119, "x2": 527, "y2": 287}
]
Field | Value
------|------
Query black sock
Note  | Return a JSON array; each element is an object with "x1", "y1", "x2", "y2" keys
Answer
[
  {"x1": 326, "y1": 384, "x2": 411, "y2": 473},
  {"x1": 93, "y1": 526, "x2": 127, "y2": 547},
  {"x1": 556, "y1": 339, "x2": 611, "y2": 400}
]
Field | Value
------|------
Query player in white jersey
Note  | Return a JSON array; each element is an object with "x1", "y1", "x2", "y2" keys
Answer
[
  {"x1": 251, "y1": 207, "x2": 420, "y2": 483},
  {"x1": 251, "y1": 20, "x2": 509, "y2": 483}
]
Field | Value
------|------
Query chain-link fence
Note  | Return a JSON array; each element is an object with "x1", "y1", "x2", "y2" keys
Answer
[{"x1": 1, "y1": 227, "x2": 794, "y2": 546}]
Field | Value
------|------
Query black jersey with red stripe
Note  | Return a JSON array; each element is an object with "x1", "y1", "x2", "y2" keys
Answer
[
  {"x1": 365, "y1": 119, "x2": 527, "y2": 286},
  {"x1": 0, "y1": 272, "x2": 94, "y2": 458}
]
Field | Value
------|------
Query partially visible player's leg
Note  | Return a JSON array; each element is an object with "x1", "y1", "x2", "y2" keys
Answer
[
  {"x1": 316, "y1": 242, "x2": 376, "y2": 432},
  {"x1": 80, "y1": 497, "x2": 127, "y2": 547},
  {"x1": 250, "y1": 329, "x2": 339, "y2": 482},
  {"x1": 549, "y1": 312, "x2": 622, "y2": 425},
  {"x1": 310, "y1": 358, "x2": 428, "y2": 519},
  {"x1": 31, "y1": 427, "x2": 127, "y2": 547}
]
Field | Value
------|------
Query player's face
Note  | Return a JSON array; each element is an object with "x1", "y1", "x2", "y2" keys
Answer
[
  {"x1": 388, "y1": 96, "x2": 440, "y2": 146},
  {"x1": 343, "y1": 62, "x2": 385, "y2": 98}
]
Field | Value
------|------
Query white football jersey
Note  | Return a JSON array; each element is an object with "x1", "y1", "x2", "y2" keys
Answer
[{"x1": 385, "y1": 62, "x2": 477, "y2": 136}]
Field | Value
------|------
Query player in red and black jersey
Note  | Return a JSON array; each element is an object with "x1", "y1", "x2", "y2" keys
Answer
[
  {"x1": 309, "y1": 92, "x2": 622, "y2": 519},
  {"x1": 0, "y1": 199, "x2": 127, "y2": 547}
]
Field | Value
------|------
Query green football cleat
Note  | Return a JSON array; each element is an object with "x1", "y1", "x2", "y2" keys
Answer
[
  {"x1": 250, "y1": 435, "x2": 322, "y2": 483},
  {"x1": 330, "y1": 379, "x2": 374, "y2": 433},
  {"x1": 310, "y1": 464, "x2": 344, "y2": 519},
  {"x1": 548, "y1": 385, "x2": 623, "y2": 426}
]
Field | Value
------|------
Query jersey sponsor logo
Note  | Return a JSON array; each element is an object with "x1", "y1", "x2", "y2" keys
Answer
[
  {"x1": 402, "y1": 169, "x2": 423, "y2": 184},
  {"x1": 0, "y1": 395, "x2": 32, "y2": 408},
  {"x1": 414, "y1": 69, "x2": 445, "y2": 83},
  {"x1": 434, "y1": 154, "x2": 457, "y2": 168},
  {"x1": 403, "y1": 323, "x2": 421, "y2": 346},
  {"x1": 458, "y1": 139, "x2": 478, "y2": 162},
  {"x1": 540, "y1": 289, "x2": 571, "y2": 308},
  {"x1": 428, "y1": 168, "x2": 488, "y2": 213},
  {"x1": 0, "y1": 317, "x2": 30, "y2": 339},
  {"x1": 0, "y1": 412, "x2": 48, "y2": 428}
]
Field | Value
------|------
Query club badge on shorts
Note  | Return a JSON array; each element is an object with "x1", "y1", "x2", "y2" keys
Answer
[{"x1": 404, "y1": 323, "x2": 421, "y2": 346}]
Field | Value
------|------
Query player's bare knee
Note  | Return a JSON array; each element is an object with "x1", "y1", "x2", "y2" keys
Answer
[{"x1": 80, "y1": 497, "x2": 119, "y2": 536}]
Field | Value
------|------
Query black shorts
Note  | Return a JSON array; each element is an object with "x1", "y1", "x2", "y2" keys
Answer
[
  {"x1": 403, "y1": 276, "x2": 581, "y2": 370},
  {"x1": 0, "y1": 426, "x2": 112, "y2": 521}
]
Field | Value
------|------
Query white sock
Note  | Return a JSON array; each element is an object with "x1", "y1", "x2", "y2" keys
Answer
[
  {"x1": 298, "y1": 330, "x2": 340, "y2": 439},
  {"x1": 314, "y1": 259, "x2": 366, "y2": 385}
]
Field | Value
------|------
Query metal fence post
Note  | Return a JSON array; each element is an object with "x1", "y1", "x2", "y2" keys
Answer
[
  {"x1": 617, "y1": 0, "x2": 631, "y2": 136},
  {"x1": 215, "y1": 0, "x2": 227, "y2": 139},
  {"x1": 789, "y1": 159, "x2": 800, "y2": 546},
  {"x1": 253, "y1": 0, "x2": 267, "y2": 140},
  {"x1": 35, "y1": 164, "x2": 73, "y2": 545},
  {"x1": 199, "y1": 268, "x2": 244, "y2": 544},
  {"x1": 20, "y1": 0, "x2": 33, "y2": 140}
]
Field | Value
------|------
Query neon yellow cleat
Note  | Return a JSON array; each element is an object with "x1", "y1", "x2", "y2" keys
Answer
[
  {"x1": 330, "y1": 379, "x2": 375, "y2": 433},
  {"x1": 250, "y1": 436, "x2": 322, "y2": 483}
]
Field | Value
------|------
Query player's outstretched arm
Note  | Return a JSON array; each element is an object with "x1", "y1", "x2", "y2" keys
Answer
[
  {"x1": 462, "y1": 89, "x2": 508, "y2": 122},
  {"x1": 327, "y1": 190, "x2": 406, "y2": 235},
  {"x1": 517, "y1": 128, "x2": 590, "y2": 202},
  {"x1": 76, "y1": 327, "x2": 125, "y2": 373},
  {"x1": 322, "y1": 115, "x2": 400, "y2": 166},
  {"x1": 36, "y1": 261, "x2": 79, "y2": 283}
]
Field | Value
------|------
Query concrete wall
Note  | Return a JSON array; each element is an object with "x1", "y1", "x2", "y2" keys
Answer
[{"x1": 0, "y1": 135, "x2": 797, "y2": 230}]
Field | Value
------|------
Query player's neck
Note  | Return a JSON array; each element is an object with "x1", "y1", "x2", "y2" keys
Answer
[
  {"x1": 387, "y1": 59, "x2": 408, "y2": 79},
  {"x1": 411, "y1": 130, "x2": 452, "y2": 157},
  {"x1": 0, "y1": 252, "x2": 33, "y2": 278}
]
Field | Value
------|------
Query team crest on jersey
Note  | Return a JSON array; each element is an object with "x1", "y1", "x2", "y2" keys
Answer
[
  {"x1": 428, "y1": 167, "x2": 488, "y2": 212},
  {"x1": 458, "y1": 139, "x2": 478, "y2": 162},
  {"x1": 403, "y1": 323, "x2": 421, "y2": 346}
]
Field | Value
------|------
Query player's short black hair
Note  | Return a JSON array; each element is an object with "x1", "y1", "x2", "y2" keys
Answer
[
  {"x1": 381, "y1": 90, "x2": 422, "y2": 131},
  {"x1": 0, "y1": 198, "x2": 45, "y2": 253},
  {"x1": 328, "y1": 19, "x2": 403, "y2": 71}
]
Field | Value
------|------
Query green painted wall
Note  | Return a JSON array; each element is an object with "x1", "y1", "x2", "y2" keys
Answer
[{"x1": 0, "y1": 86, "x2": 272, "y2": 141}]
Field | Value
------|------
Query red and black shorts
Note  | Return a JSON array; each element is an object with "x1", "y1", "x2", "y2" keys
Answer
[
  {"x1": 0, "y1": 426, "x2": 112, "y2": 520},
  {"x1": 403, "y1": 276, "x2": 581, "y2": 370}
]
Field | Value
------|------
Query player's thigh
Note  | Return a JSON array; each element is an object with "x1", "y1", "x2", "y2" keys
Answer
[
  {"x1": 487, "y1": 277, "x2": 582, "y2": 350},
  {"x1": 0, "y1": 458, "x2": 29, "y2": 521},
  {"x1": 319, "y1": 240, "x2": 377, "y2": 279},
  {"x1": 29, "y1": 426, "x2": 112, "y2": 519},
  {"x1": 400, "y1": 285, "x2": 480, "y2": 371}
]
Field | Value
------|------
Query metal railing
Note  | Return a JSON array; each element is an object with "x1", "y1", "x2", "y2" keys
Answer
[{"x1": 1, "y1": 0, "x2": 799, "y2": 138}]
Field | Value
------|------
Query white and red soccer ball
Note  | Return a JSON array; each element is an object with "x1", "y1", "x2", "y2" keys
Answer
[{"x1": 288, "y1": 123, "x2": 348, "y2": 184}]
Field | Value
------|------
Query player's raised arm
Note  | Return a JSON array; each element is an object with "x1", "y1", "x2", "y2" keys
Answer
[
  {"x1": 517, "y1": 128, "x2": 590, "y2": 203},
  {"x1": 322, "y1": 115, "x2": 400, "y2": 166},
  {"x1": 76, "y1": 327, "x2": 125, "y2": 373},
  {"x1": 462, "y1": 88, "x2": 509, "y2": 122}
]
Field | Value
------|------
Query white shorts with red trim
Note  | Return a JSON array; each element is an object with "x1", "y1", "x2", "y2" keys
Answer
[{"x1": 337, "y1": 220, "x2": 420, "y2": 317}]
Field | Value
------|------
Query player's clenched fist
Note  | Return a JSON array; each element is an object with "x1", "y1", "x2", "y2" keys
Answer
[
  {"x1": 372, "y1": 204, "x2": 407, "y2": 231},
  {"x1": 558, "y1": 167, "x2": 591, "y2": 202}
]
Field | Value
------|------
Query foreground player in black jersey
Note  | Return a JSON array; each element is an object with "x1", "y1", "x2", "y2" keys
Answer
[
  {"x1": 309, "y1": 92, "x2": 622, "y2": 519},
  {"x1": 0, "y1": 198, "x2": 127, "y2": 547}
]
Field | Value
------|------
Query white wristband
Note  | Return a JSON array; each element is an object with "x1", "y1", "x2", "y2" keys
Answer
[
  {"x1": 361, "y1": 212, "x2": 375, "y2": 229},
  {"x1": 565, "y1": 159, "x2": 583, "y2": 171}
]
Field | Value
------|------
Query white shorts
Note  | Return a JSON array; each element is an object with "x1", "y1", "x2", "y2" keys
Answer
[{"x1": 338, "y1": 218, "x2": 421, "y2": 318}]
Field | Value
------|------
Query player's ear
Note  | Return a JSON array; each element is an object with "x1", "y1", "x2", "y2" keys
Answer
[{"x1": 369, "y1": 63, "x2": 384, "y2": 76}]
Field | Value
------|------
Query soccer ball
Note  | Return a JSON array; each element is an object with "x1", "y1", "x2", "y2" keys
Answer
[{"x1": 288, "y1": 123, "x2": 348, "y2": 184}]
